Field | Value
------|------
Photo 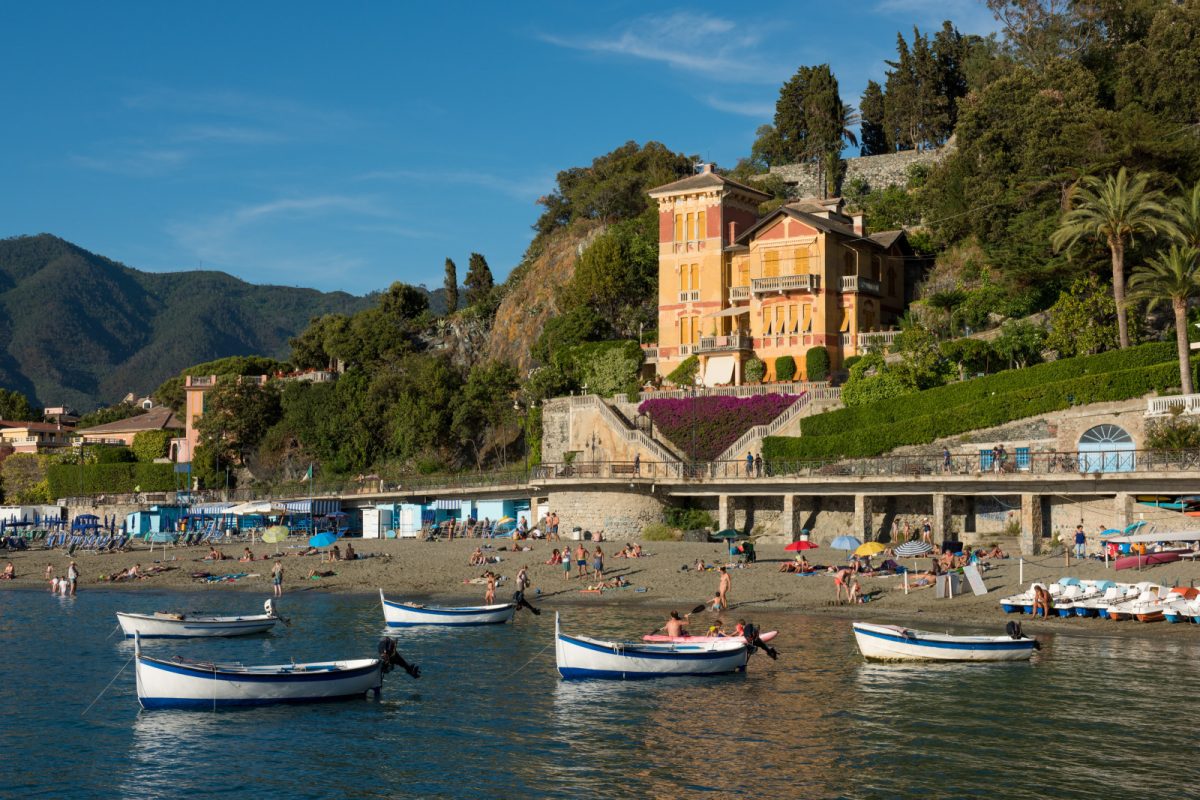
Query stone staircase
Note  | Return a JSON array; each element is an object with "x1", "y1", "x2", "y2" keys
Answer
[
  {"x1": 568, "y1": 395, "x2": 683, "y2": 463},
  {"x1": 715, "y1": 388, "x2": 840, "y2": 462}
]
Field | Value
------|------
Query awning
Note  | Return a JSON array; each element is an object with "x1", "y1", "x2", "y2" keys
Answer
[
  {"x1": 434, "y1": 499, "x2": 463, "y2": 510},
  {"x1": 226, "y1": 501, "x2": 276, "y2": 516},
  {"x1": 704, "y1": 356, "x2": 736, "y2": 387},
  {"x1": 189, "y1": 503, "x2": 235, "y2": 516},
  {"x1": 704, "y1": 306, "x2": 751, "y2": 319},
  {"x1": 280, "y1": 499, "x2": 341, "y2": 515}
]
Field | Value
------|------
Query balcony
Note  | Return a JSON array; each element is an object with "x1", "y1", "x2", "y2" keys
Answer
[
  {"x1": 857, "y1": 330, "x2": 902, "y2": 351},
  {"x1": 677, "y1": 290, "x2": 701, "y2": 302},
  {"x1": 697, "y1": 333, "x2": 754, "y2": 353},
  {"x1": 641, "y1": 346, "x2": 659, "y2": 364},
  {"x1": 751, "y1": 274, "x2": 820, "y2": 294},
  {"x1": 729, "y1": 285, "x2": 750, "y2": 301},
  {"x1": 841, "y1": 275, "x2": 881, "y2": 294}
]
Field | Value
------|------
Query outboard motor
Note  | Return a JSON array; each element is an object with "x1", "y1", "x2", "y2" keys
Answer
[
  {"x1": 1006, "y1": 620, "x2": 1041, "y2": 649},
  {"x1": 742, "y1": 622, "x2": 778, "y2": 660},
  {"x1": 378, "y1": 637, "x2": 421, "y2": 679},
  {"x1": 264, "y1": 598, "x2": 275, "y2": 618},
  {"x1": 512, "y1": 590, "x2": 542, "y2": 616}
]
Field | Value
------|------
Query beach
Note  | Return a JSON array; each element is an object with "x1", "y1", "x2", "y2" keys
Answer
[{"x1": 7, "y1": 536, "x2": 1200, "y2": 638}]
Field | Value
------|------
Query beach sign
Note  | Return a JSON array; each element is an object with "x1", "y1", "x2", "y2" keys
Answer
[{"x1": 962, "y1": 564, "x2": 988, "y2": 596}]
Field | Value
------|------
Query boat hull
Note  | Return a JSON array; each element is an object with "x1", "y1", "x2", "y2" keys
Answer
[
  {"x1": 117, "y1": 612, "x2": 277, "y2": 638},
  {"x1": 556, "y1": 618, "x2": 749, "y2": 680},
  {"x1": 380, "y1": 590, "x2": 515, "y2": 626},
  {"x1": 135, "y1": 655, "x2": 382, "y2": 709},
  {"x1": 852, "y1": 622, "x2": 1036, "y2": 662},
  {"x1": 643, "y1": 631, "x2": 777, "y2": 644},
  {"x1": 1113, "y1": 552, "x2": 1183, "y2": 570}
]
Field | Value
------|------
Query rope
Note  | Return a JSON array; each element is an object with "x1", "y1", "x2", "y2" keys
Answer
[
  {"x1": 105, "y1": 623, "x2": 122, "y2": 640},
  {"x1": 82, "y1": 655, "x2": 134, "y2": 716},
  {"x1": 512, "y1": 641, "x2": 553, "y2": 674}
]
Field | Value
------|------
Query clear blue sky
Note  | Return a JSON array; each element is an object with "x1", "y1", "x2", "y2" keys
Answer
[{"x1": 0, "y1": 1, "x2": 997, "y2": 295}]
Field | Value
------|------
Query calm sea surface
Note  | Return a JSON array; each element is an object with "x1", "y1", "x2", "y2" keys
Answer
[{"x1": 3, "y1": 587, "x2": 1198, "y2": 799}]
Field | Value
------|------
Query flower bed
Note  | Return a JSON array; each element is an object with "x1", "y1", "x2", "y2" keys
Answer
[{"x1": 638, "y1": 394, "x2": 800, "y2": 460}]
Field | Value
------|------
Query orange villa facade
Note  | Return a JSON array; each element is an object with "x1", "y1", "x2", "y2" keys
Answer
[{"x1": 647, "y1": 165, "x2": 916, "y2": 384}]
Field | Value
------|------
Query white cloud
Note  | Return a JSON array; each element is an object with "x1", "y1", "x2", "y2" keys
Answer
[
  {"x1": 358, "y1": 168, "x2": 554, "y2": 201},
  {"x1": 540, "y1": 12, "x2": 788, "y2": 84}
]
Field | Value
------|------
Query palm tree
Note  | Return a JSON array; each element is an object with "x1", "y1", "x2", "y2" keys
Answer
[
  {"x1": 1128, "y1": 245, "x2": 1200, "y2": 395},
  {"x1": 1172, "y1": 180, "x2": 1200, "y2": 250},
  {"x1": 1050, "y1": 168, "x2": 1175, "y2": 349}
]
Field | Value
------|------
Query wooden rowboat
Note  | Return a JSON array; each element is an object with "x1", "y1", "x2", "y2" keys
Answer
[
  {"x1": 116, "y1": 599, "x2": 280, "y2": 638},
  {"x1": 380, "y1": 589, "x2": 516, "y2": 627},
  {"x1": 556, "y1": 615, "x2": 751, "y2": 679},
  {"x1": 852, "y1": 622, "x2": 1037, "y2": 662}
]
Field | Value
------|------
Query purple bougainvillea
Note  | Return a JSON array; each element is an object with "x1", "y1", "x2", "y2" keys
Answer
[{"x1": 638, "y1": 394, "x2": 801, "y2": 460}]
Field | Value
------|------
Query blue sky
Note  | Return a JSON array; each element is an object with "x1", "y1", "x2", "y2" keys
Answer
[{"x1": 0, "y1": 1, "x2": 997, "y2": 295}]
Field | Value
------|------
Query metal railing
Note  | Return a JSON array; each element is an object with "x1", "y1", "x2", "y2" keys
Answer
[
  {"x1": 752, "y1": 274, "x2": 820, "y2": 294},
  {"x1": 532, "y1": 449, "x2": 1200, "y2": 482},
  {"x1": 715, "y1": 392, "x2": 812, "y2": 461},
  {"x1": 636, "y1": 380, "x2": 836, "y2": 402},
  {"x1": 1147, "y1": 394, "x2": 1200, "y2": 416},
  {"x1": 697, "y1": 333, "x2": 754, "y2": 353},
  {"x1": 841, "y1": 275, "x2": 881, "y2": 294}
]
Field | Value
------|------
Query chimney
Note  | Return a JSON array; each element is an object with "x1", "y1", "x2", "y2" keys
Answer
[
  {"x1": 698, "y1": 162, "x2": 714, "y2": 174},
  {"x1": 851, "y1": 212, "x2": 865, "y2": 237},
  {"x1": 728, "y1": 220, "x2": 737, "y2": 243}
]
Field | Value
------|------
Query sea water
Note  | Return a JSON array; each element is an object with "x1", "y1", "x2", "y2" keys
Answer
[{"x1": 3, "y1": 588, "x2": 1198, "y2": 799}]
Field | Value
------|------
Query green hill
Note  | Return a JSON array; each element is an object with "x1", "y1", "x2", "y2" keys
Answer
[{"x1": 0, "y1": 234, "x2": 379, "y2": 409}]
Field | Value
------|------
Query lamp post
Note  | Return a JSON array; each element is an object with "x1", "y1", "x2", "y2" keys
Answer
[{"x1": 586, "y1": 432, "x2": 600, "y2": 463}]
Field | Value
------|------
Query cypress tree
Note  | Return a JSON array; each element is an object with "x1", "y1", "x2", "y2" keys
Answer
[
  {"x1": 464, "y1": 252, "x2": 494, "y2": 307},
  {"x1": 884, "y1": 34, "x2": 918, "y2": 151},
  {"x1": 443, "y1": 258, "x2": 459, "y2": 312},
  {"x1": 860, "y1": 80, "x2": 888, "y2": 156}
]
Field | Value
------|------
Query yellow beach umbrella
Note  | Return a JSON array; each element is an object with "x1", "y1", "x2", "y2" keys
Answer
[
  {"x1": 854, "y1": 541, "x2": 886, "y2": 557},
  {"x1": 261, "y1": 525, "x2": 289, "y2": 544}
]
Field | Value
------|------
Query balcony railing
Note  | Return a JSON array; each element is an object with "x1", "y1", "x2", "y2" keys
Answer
[
  {"x1": 857, "y1": 330, "x2": 902, "y2": 351},
  {"x1": 1147, "y1": 394, "x2": 1200, "y2": 416},
  {"x1": 752, "y1": 274, "x2": 820, "y2": 294},
  {"x1": 697, "y1": 333, "x2": 754, "y2": 353},
  {"x1": 678, "y1": 345, "x2": 692, "y2": 356},
  {"x1": 841, "y1": 275, "x2": 881, "y2": 294},
  {"x1": 641, "y1": 346, "x2": 659, "y2": 364},
  {"x1": 729, "y1": 285, "x2": 750, "y2": 301},
  {"x1": 678, "y1": 290, "x2": 701, "y2": 302}
]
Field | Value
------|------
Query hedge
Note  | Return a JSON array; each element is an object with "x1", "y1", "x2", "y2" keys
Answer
[
  {"x1": 47, "y1": 462, "x2": 177, "y2": 497},
  {"x1": 765, "y1": 359, "x2": 1189, "y2": 461},
  {"x1": 801, "y1": 341, "x2": 1177, "y2": 438},
  {"x1": 805, "y1": 347, "x2": 830, "y2": 381}
]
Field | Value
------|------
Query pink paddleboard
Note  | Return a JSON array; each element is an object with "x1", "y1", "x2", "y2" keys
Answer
[{"x1": 643, "y1": 630, "x2": 778, "y2": 644}]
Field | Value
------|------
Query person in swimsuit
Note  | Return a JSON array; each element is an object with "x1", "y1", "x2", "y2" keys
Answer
[
  {"x1": 516, "y1": 566, "x2": 530, "y2": 594},
  {"x1": 272, "y1": 560, "x2": 284, "y2": 597},
  {"x1": 68, "y1": 561, "x2": 80, "y2": 595},
  {"x1": 562, "y1": 548, "x2": 572, "y2": 577},
  {"x1": 575, "y1": 544, "x2": 589, "y2": 580},
  {"x1": 1, "y1": 562, "x2": 14, "y2": 580},
  {"x1": 664, "y1": 610, "x2": 689, "y2": 637},
  {"x1": 484, "y1": 571, "x2": 496, "y2": 605},
  {"x1": 717, "y1": 566, "x2": 732, "y2": 610},
  {"x1": 834, "y1": 567, "x2": 851, "y2": 604},
  {"x1": 592, "y1": 546, "x2": 604, "y2": 581}
]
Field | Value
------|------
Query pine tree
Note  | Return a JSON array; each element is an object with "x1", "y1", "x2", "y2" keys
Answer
[
  {"x1": 859, "y1": 80, "x2": 888, "y2": 156},
  {"x1": 443, "y1": 257, "x2": 459, "y2": 312},
  {"x1": 774, "y1": 66, "x2": 816, "y2": 163},
  {"x1": 932, "y1": 20, "x2": 968, "y2": 139},
  {"x1": 912, "y1": 28, "x2": 947, "y2": 150},
  {"x1": 464, "y1": 252, "x2": 494, "y2": 307}
]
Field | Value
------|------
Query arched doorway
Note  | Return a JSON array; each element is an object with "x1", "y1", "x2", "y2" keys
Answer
[{"x1": 1078, "y1": 424, "x2": 1135, "y2": 473}]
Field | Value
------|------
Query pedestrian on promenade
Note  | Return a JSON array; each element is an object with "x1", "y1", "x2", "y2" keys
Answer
[
  {"x1": 754, "y1": 454, "x2": 763, "y2": 477},
  {"x1": 745, "y1": 452, "x2": 753, "y2": 476},
  {"x1": 1074, "y1": 525, "x2": 1087, "y2": 559}
]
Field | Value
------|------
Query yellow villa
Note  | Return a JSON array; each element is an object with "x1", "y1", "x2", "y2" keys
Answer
[{"x1": 647, "y1": 164, "x2": 917, "y2": 384}]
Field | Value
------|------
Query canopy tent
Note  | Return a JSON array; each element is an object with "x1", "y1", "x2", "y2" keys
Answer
[
  {"x1": 703, "y1": 307, "x2": 751, "y2": 319},
  {"x1": 189, "y1": 502, "x2": 235, "y2": 516},
  {"x1": 703, "y1": 356, "x2": 736, "y2": 387},
  {"x1": 226, "y1": 501, "x2": 276, "y2": 516},
  {"x1": 1106, "y1": 530, "x2": 1200, "y2": 544}
]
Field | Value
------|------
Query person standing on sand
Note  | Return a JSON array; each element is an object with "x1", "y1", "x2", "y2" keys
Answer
[
  {"x1": 717, "y1": 566, "x2": 732, "y2": 610},
  {"x1": 485, "y1": 571, "x2": 496, "y2": 605},
  {"x1": 562, "y1": 545, "x2": 572, "y2": 579},
  {"x1": 592, "y1": 546, "x2": 604, "y2": 581},
  {"x1": 67, "y1": 560, "x2": 79, "y2": 595},
  {"x1": 272, "y1": 560, "x2": 284, "y2": 597},
  {"x1": 834, "y1": 566, "x2": 851, "y2": 604},
  {"x1": 516, "y1": 566, "x2": 530, "y2": 594},
  {"x1": 575, "y1": 543, "x2": 589, "y2": 580}
]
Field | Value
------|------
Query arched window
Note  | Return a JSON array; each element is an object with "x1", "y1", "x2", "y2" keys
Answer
[{"x1": 1078, "y1": 424, "x2": 1135, "y2": 473}]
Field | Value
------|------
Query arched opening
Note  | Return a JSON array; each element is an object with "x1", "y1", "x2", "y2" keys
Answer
[{"x1": 1078, "y1": 424, "x2": 1135, "y2": 473}]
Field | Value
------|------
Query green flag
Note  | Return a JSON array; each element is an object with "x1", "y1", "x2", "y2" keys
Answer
[{"x1": 304, "y1": 464, "x2": 313, "y2": 481}]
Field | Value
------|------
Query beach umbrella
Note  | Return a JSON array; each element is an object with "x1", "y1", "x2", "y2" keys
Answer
[
  {"x1": 261, "y1": 526, "x2": 289, "y2": 544},
  {"x1": 785, "y1": 540, "x2": 818, "y2": 552},
  {"x1": 1100, "y1": 528, "x2": 1122, "y2": 536},
  {"x1": 712, "y1": 529, "x2": 745, "y2": 540},
  {"x1": 830, "y1": 535, "x2": 862, "y2": 552},
  {"x1": 1123, "y1": 521, "x2": 1146, "y2": 534},
  {"x1": 855, "y1": 541, "x2": 886, "y2": 557},
  {"x1": 309, "y1": 532, "x2": 339, "y2": 548},
  {"x1": 895, "y1": 541, "x2": 933, "y2": 557}
]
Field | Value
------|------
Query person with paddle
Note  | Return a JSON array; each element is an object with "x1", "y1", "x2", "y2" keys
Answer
[{"x1": 664, "y1": 609, "x2": 694, "y2": 637}]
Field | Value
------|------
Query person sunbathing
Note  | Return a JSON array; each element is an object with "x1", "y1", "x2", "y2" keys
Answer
[
  {"x1": 470, "y1": 547, "x2": 486, "y2": 566},
  {"x1": 344, "y1": 543, "x2": 357, "y2": 560},
  {"x1": 1, "y1": 561, "x2": 14, "y2": 580},
  {"x1": 207, "y1": 547, "x2": 225, "y2": 561},
  {"x1": 630, "y1": 544, "x2": 642, "y2": 558},
  {"x1": 545, "y1": 549, "x2": 561, "y2": 566},
  {"x1": 239, "y1": 548, "x2": 255, "y2": 563},
  {"x1": 307, "y1": 568, "x2": 336, "y2": 579},
  {"x1": 910, "y1": 570, "x2": 938, "y2": 588},
  {"x1": 987, "y1": 545, "x2": 1007, "y2": 559},
  {"x1": 693, "y1": 558, "x2": 709, "y2": 572}
]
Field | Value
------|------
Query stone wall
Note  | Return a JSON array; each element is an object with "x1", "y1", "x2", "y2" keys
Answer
[
  {"x1": 766, "y1": 144, "x2": 953, "y2": 198},
  {"x1": 546, "y1": 488, "x2": 666, "y2": 540}
]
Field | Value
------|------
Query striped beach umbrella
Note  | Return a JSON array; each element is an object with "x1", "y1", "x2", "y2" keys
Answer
[{"x1": 895, "y1": 541, "x2": 933, "y2": 557}]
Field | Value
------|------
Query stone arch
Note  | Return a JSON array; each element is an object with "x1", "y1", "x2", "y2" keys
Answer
[{"x1": 1077, "y1": 424, "x2": 1135, "y2": 473}]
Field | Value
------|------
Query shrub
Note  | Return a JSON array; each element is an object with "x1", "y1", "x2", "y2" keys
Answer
[
  {"x1": 745, "y1": 357, "x2": 766, "y2": 383},
  {"x1": 1146, "y1": 414, "x2": 1200, "y2": 450},
  {"x1": 843, "y1": 355, "x2": 862, "y2": 370},
  {"x1": 46, "y1": 462, "x2": 176, "y2": 497},
  {"x1": 639, "y1": 393, "x2": 800, "y2": 460},
  {"x1": 805, "y1": 348, "x2": 830, "y2": 381},
  {"x1": 664, "y1": 506, "x2": 716, "y2": 530},
  {"x1": 641, "y1": 522, "x2": 679, "y2": 541},
  {"x1": 775, "y1": 355, "x2": 797, "y2": 382},
  {"x1": 132, "y1": 430, "x2": 175, "y2": 462},
  {"x1": 667, "y1": 355, "x2": 699, "y2": 386},
  {"x1": 95, "y1": 446, "x2": 135, "y2": 464}
]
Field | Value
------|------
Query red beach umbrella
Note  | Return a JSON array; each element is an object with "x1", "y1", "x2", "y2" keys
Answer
[{"x1": 785, "y1": 541, "x2": 818, "y2": 551}]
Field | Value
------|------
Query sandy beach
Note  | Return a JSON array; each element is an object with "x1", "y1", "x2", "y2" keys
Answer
[{"x1": 6, "y1": 537, "x2": 1200, "y2": 638}]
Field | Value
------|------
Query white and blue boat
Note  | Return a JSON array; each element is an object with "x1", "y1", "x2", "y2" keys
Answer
[
  {"x1": 380, "y1": 589, "x2": 516, "y2": 626},
  {"x1": 852, "y1": 622, "x2": 1037, "y2": 662},
  {"x1": 117, "y1": 599, "x2": 281, "y2": 639},
  {"x1": 134, "y1": 641, "x2": 384, "y2": 709},
  {"x1": 555, "y1": 614, "x2": 751, "y2": 679}
]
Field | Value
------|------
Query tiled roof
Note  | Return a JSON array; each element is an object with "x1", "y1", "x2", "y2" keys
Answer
[
  {"x1": 0, "y1": 420, "x2": 70, "y2": 433},
  {"x1": 648, "y1": 172, "x2": 772, "y2": 200},
  {"x1": 869, "y1": 230, "x2": 906, "y2": 248},
  {"x1": 76, "y1": 406, "x2": 183, "y2": 435}
]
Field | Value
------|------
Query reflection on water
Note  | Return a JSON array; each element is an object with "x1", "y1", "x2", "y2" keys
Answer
[{"x1": 4, "y1": 590, "x2": 1200, "y2": 798}]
